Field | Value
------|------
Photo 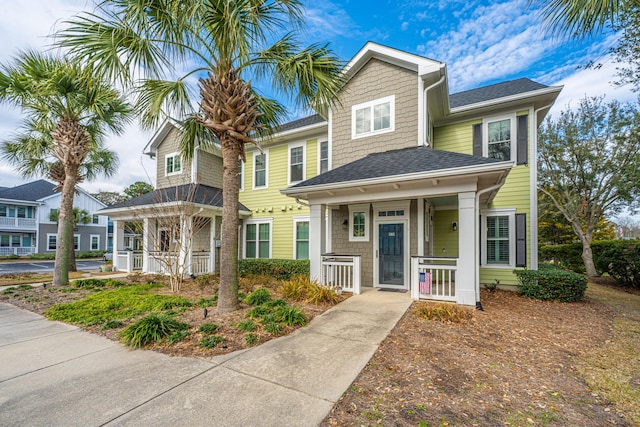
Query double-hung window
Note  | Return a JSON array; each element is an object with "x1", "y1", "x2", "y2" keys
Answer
[
  {"x1": 165, "y1": 152, "x2": 182, "y2": 175},
  {"x1": 92, "y1": 214, "x2": 100, "y2": 224},
  {"x1": 253, "y1": 152, "x2": 268, "y2": 189},
  {"x1": 482, "y1": 114, "x2": 516, "y2": 161},
  {"x1": 482, "y1": 209, "x2": 516, "y2": 268},
  {"x1": 352, "y1": 96, "x2": 395, "y2": 139},
  {"x1": 294, "y1": 218, "x2": 309, "y2": 260},
  {"x1": 289, "y1": 143, "x2": 305, "y2": 184},
  {"x1": 90, "y1": 235, "x2": 100, "y2": 251},
  {"x1": 245, "y1": 219, "x2": 271, "y2": 258},
  {"x1": 319, "y1": 141, "x2": 329, "y2": 174},
  {"x1": 47, "y1": 234, "x2": 57, "y2": 251}
]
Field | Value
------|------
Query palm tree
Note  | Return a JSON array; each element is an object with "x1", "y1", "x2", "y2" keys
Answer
[
  {"x1": 49, "y1": 207, "x2": 92, "y2": 271},
  {"x1": 58, "y1": 0, "x2": 344, "y2": 312},
  {"x1": 0, "y1": 51, "x2": 131, "y2": 285},
  {"x1": 533, "y1": 0, "x2": 626, "y2": 37}
]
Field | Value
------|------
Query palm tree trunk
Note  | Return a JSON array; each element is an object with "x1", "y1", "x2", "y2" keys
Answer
[
  {"x1": 217, "y1": 134, "x2": 241, "y2": 313},
  {"x1": 53, "y1": 166, "x2": 78, "y2": 286},
  {"x1": 69, "y1": 241, "x2": 77, "y2": 272}
]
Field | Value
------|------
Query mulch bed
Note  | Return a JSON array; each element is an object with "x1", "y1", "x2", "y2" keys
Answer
[{"x1": 322, "y1": 288, "x2": 629, "y2": 427}]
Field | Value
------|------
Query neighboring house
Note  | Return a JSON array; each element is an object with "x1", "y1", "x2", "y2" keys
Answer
[
  {"x1": 104, "y1": 42, "x2": 561, "y2": 306},
  {"x1": 0, "y1": 179, "x2": 108, "y2": 255}
]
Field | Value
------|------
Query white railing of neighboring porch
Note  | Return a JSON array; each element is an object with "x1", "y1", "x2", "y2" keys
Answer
[
  {"x1": 145, "y1": 251, "x2": 211, "y2": 275},
  {"x1": 0, "y1": 247, "x2": 35, "y2": 256},
  {"x1": 411, "y1": 256, "x2": 457, "y2": 302},
  {"x1": 190, "y1": 253, "x2": 210, "y2": 275},
  {"x1": 0, "y1": 217, "x2": 37, "y2": 228},
  {"x1": 115, "y1": 251, "x2": 143, "y2": 272},
  {"x1": 320, "y1": 254, "x2": 361, "y2": 295}
]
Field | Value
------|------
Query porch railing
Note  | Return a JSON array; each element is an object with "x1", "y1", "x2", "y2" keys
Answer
[
  {"x1": 190, "y1": 253, "x2": 210, "y2": 275},
  {"x1": 0, "y1": 217, "x2": 37, "y2": 229},
  {"x1": 320, "y1": 254, "x2": 361, "y2": 295},
  {"x1": 145, "y1": 251, "x2": 212, "y2": 276},
  {"x1": 411, "y1": 256, "x2": 457, "y2": 302},
  {"x1": 115, "y1": 251, "x2": 143, "y2": 272},
  {"x1": 0, "y1": 247, "x2": 35, "y2": 256}
]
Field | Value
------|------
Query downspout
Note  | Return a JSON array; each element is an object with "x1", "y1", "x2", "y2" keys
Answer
[
  {"x1": 422, "y1": 73, "x2": 445, "y2": 146},
  {"x1": 474, "y1": 171, "x2": 510, "y2": 310}
]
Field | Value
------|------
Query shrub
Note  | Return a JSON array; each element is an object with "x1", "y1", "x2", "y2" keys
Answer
[
  {"x1": 102, "y1": 320, "x2": 123, "y2": 330},
  {"x1": 167, "y1": 330, "x2": 189, "y2": 344},
  {"x1": 274, "y1": 305, "x2": 306, "y2": 326},
  {"x1": 194, "y1": 274, "x2": 217, "y2": 290},
  {"x1": 238, "y1": 259, "x2": 309, "y2": 280},
  {"x1": 592, "y1": 240, "x2": 640, "y2": 288},
  {"x1": 305, "y1": 283, "x2": 339, "y2": 305},
  {"x1": 263, "y1": 321, "x2": 282, "y2": 335},
  {"x1": 247, "y1": 305, "x2": 271, "y2": 319},
  {"x1": 72, "y1": 278, "x2": 109, "y2": 289},
  {"x1": 119, "y1": 313, "x2": 188, "y2": 348},
  {"x1": 199, "y1": 335, "x2": 224, "y2": 349},
  {"x1": 244, "y1": 287, "x2": 272, "y2": 305},
  {"x1": 280, "y1": 275, "x2": 310, "y2": 301},
  {"x1": 539, "y1": 243, "x2": 585, "y2": 272},
  {"x1": 514, "y1": 269, "x2": 587, "y2": 302},
  {"x1": 199, "y1": 322, "x2": 221, "y2": 334},
  {"x1": 237, "y1": 320, "x2": 257, "y2": 332},
  {"x1": 244, "y1": 333, "x2": 259, "y2": 346},
  {"x1": 416, "y1": 303, "x2": 473, "y2": 323},
  {"x1": 76, "y1": 250, "x2": 106, "y2": 259},
  {"x1": 28, "y1": 252, "x2": 56, "y2": 260},
  {"x1": 0, "y1": 254, "x2": 20, "y2": 259},
  {"x1": 262, "y1": 299, "x2": 287, "y2": 309}
]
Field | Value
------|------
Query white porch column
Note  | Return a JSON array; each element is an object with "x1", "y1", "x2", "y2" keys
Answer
[
  {"x1": 112, "y1": 220, "x2": 125, "y2": 271},
  {"x1": 457, "y1": 192, "x2": 477, "y2": 306},
  {"x1": 142, "y1": 218, "x2": 151, "y2": 273},
  {"x1": 309, "y1": 203, "x2": 326, "y2": 282},
  {"x1": 209, "y1": 216, "x2": 216, "y2": 273}
]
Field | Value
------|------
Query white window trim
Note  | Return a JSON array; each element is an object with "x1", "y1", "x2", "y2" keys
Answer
[
  {"x1": 482, "y1": 113, "x2": 517, "y2": 161},
  {"x1": 244, "y1": 218, "x2": 273, "y2": 259},
  {"x1": 348, "y1": 203, "x2": 370, "y2": 242},
  {"x1": 47, "y1": 233, "x2": 57, "y2": 251},
  {"x1": 238, "y1": 158, "x2": 244, "y2": 192},
  {"x1": 317, "y1": 140, "x2": 331, "y2": 175},
  {"x1": 481, "y1": 208, "x2": 516, "y2": 269},
  {"x1": 165, "y1": 152, "x2": 182, "y2": 176},
  {"x1": 252, "y1": 150, "x2": 269, "y2": 190},
  {"x1": 293, "y1": 216, "x2": 310, "y2": 260},
  {"x1": 288, "y1": 142, "x2": 306, "y2": 185},
  {"x1": 351, "y1": 95, "x2": 395, "y2": 139},
  {"x1": 90, "y1": 234, "x2": 100, "y2": 251},
  {"x1": 74, "y1": 234, "x2": 80, "y2": 251}
]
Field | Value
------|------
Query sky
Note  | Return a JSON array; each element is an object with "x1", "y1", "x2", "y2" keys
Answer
[{"x1": 0, "y1": 0, "x2": 636, "y2": 194}]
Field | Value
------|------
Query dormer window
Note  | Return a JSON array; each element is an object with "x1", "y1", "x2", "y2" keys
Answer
[
  {"x1": 165, "y1": 152, "x2": 182, "y2": 176},
  {"x1": 352, "y1": 95, "x2": 395, "y2": 139}
]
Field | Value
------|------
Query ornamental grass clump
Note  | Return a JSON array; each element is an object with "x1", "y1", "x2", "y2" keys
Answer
[{"x1": 120, "y1": 313, "x2": 188, "y2": 348}]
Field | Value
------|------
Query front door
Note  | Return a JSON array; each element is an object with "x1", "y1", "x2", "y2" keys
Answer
[{"x1": 376, "y1": 222, "x2": 407, "y2": 288}]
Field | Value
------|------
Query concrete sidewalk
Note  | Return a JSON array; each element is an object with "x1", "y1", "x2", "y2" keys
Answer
[{"x1": 0, "y1": 288, "x2": 412, "y2": 427}]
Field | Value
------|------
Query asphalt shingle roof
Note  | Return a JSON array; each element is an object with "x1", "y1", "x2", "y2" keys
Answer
[
  {"x1": 0, "y1": 179, "x2": 57, "y2": 201},
  {"x1": 290, "y1": 146, "x2": 505, "y2": 189},
  {"x1": 449, "y1": 78, "x2": 549, "y2": 109},
  {"x1": 277, "y1": 114, "x2": 325, "y2": 133},
  {"x1": 102, "y1": 184, "x2": 249, "y2": 212}
]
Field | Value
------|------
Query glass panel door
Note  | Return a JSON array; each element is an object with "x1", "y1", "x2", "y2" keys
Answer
[{"x1": 378, "y1": 223, "x2": 404, "y2": 286}]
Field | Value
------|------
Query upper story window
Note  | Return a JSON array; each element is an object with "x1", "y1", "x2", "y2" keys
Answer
[
  {"x1": 253, "y1": 151, "x2": 268, "y2": 189},
  {"x1": 481, "y1": 114, "x2": 517, "y2": 161},
  {"x1": 165, "y1": 152, "x2": 182, "y2": 176},
  {"x1": 0, "y1": 206, "x2": 6, "y2": 217},
  {"x1": 288, "y1": 143, "x2": 305, "y2": 185},
  {"x1": 352, "y1": 95, "x2": 395, "y2": 139},
  {"x1": 319, "y1": 140, "x2": 329, "y2": 174},
  {"x1": 92, "y1": 214, "x2": 99, "y2": 224}
]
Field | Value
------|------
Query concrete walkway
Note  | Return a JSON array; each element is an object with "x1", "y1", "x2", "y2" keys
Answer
[{"x1": 0, "y1": 288, "x2": 412, "y2": 427}]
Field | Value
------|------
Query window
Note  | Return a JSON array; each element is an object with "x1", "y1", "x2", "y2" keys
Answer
[
  {"x1": 73, "y1": 235, "x2": 80, "y2": 251},
  {"x1": 482, "y1": 209, "x2": 516, "y2": 268},
  {"x1": 294, "y1": 218, "x2": 309, "y2": 260},
  {"x1": 352, "y1": 95, "x2": 395, "y2": 139},
  {"x1": 90, "y1": 235, "x2": 100, "y2": 251},
  {"x1": 245, "y1": 220, "x2": 271, "y2": 258},
  {"x1": 0, "y1": 206, "x2": 6, "y2": 217},
  {"x1": 288, "y1": 144, "x2": 305, "y2": 184},
  {"x1": 47, "y1": 234, "x2": 57, "y2": 251},
  {"x1": 11, "y1": 235, "x2": 20, "y2": 247},
  {"x1": 165, "y1": 152, "x2": 182, "y2": 175},
  {"x1": 92, "y1": 215, "x2": 100, "y2": 224},
  {"x1": 253, "y1": 151, "x2": 268, "y2": 189},
  {"x1": 238, "y1": 159, "x2": 244, "y2": 191},
  {"x1": 0, "y1": 235, "x2": 8, "y2": 247},
  {"x1": 348, "y1": 204, "x2": 370, "y2": 242},
  {"x1": 17, "y1": 207, "x2": 26, "y2": 218},
  {"x1": 319, "y1": 141, "x2": 329, "y2": 174},
  {"x1": 482, "y1": 115, "x2": 516, "y2": 161}
]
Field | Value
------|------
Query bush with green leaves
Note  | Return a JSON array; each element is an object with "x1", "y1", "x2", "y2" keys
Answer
[
  {"x1": 119, "y1": 313, "x2": 188, "y2": 348},
  {"x1": 167, "y1": 330, "x2": 189, "y2": 344},
  {"x1": 593, "y1": 240, "x2": 640, "y2": 288},
  {"x1": 244, "y1": 333, "x2": 258, "y2": 346},
  {"x1": 247, "y1": 305, "x2": 271, "y2": 319},
  {"x1": 514, "y1": 269, "x2": 587, "y2": 302},
  {"x1": 244, "y1": 287, "x2": 272, "y2": 305},
  {"x1": 102, "y1": 320, "x2": 123, "y2": 330},
  {"x1": 199, "y1": 322, "x2": 221, "y2": 334},
  {"x1": 274, "y1": 305, "x2": 307, "y2": 326},
  {"x1": 199, "y1": 335, "x2": 224, "y2": 349},
  {"x1": 76, "y1": 250, "x2": 107, "y2": 259},
  {"x1": 263, "y1": 321, "x2": 282, "y2": 335},
  {"x1": 238, "y1": 259, "x2": 309, "y2": 280},
  {"x1": 237, "y1": 320, "x2": 257, "y2": 332}
]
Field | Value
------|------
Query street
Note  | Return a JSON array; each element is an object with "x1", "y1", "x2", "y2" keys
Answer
[{"x1": 0, "y1": 260, "x2": 103, "y2": 275}]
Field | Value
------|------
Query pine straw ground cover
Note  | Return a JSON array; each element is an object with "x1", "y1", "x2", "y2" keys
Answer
[
  {"x1": 0, "y1": 273, "x2": 345, "y2": 358},
  {"x1": 323, "y1": 284, "x2": 639, "y2": 427}
]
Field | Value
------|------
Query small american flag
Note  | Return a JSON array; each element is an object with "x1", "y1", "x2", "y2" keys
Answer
[{"x1": 419, "y1": 272, "x2": 431, "y2": 294}]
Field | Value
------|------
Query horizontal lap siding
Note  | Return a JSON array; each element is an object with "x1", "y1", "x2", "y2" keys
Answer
[
  {"x1": 432, "y1": 210, "x2": 459, "y2": 257},
  {"x1": 156, "y1": 128, "x2": 192, "y2": 189}
]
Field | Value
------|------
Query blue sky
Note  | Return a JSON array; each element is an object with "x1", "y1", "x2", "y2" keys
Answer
[{"x1": 0, "y1": 0, "x2": 636, "y2": 192}]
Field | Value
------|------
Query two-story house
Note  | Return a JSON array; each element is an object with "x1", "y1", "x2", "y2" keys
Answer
[
  {"x1": 104, "y1": 42, "x2": 561, "y2": 306},
  {"x1": 0, "y1": 179, "x2": 108, "y2": 255}
]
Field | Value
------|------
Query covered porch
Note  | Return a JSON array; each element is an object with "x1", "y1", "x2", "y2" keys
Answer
[{"x1": 282, "y1": 146, "x2": 513, "y2": 306}]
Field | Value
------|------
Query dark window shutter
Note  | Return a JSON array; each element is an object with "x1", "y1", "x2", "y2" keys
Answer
[
  {"x1": 516, "y1": 115, "x2": 528, "y2": 165},
  {"x1": 515, "y1": 213, "x2": 526, "y2": 267},
  {"x1": 473, "y1": 123, "x2": 482, "y2": 156}
]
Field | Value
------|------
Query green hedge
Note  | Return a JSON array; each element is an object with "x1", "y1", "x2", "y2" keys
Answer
[
  {"x1": 539, "y1": 243, "x2": 584, "y2": 272},
  {"x1": 238, "y1": 259, "x2": 309, "y2": 280},
  {"x1": 514, "y1": 269, "x2": 587, "y2": 302}
]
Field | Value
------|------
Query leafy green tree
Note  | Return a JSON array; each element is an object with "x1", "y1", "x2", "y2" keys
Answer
[
  {"x1": 93, "y1": 191, "x2": 127, "y2": 206},
  {"x1": 0, "y1": 51, "x2": 131, "y2": 285},
  {"x1": 59, "y1": 0, "x2": 343, "y2": 312},
  {"x1": 123, "y1": 181, "x2": 154, "y2": 199},
  {"x1": 538, "y1": 96, "x2": 640, "y2": 276},
  {"x1": 49, "y1": 208, "x2": 92, "y2": 271}
]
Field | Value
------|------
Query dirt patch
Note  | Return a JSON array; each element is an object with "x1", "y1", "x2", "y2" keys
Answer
[{"x1": 322, "y1": 288, "x2": 629, "y2": 427}]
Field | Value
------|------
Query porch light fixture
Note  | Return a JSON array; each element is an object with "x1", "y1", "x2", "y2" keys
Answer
[
  {"x1": 452, "y1": 221, "x2": 458, "y2": 231},
  {"x1": 342, "y1": 219, "x2": 349, "y2": 230}
]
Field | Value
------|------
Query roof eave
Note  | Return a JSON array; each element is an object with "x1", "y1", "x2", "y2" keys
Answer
[{"x1": 449, "y1": 85, "x2": 563, "y2": 115}]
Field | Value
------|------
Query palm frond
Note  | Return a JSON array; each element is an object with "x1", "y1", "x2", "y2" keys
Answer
[
  {"x1": 533, "y1": 0, "x2": 623, "y2": 37},
  {"x1": 179, "y1": 116, "x2": 220, "y2": 161},
  {"x1": 135, "y1": 78, "x2": 194, "y2": 129}
]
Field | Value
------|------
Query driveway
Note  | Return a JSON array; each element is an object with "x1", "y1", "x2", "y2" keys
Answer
[
  {"x1": 0, "y1": 289, "x2": 412, "y2": 426},
  {"x1": 0, "y1": 260, "x2": 102, "y2": 274}
]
